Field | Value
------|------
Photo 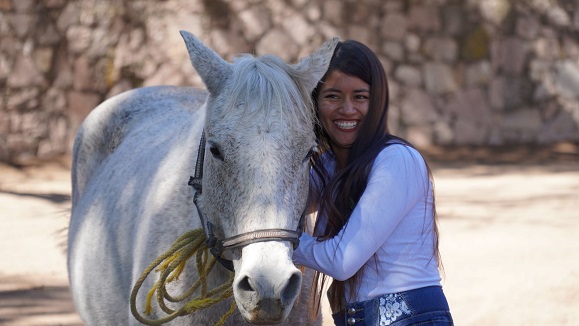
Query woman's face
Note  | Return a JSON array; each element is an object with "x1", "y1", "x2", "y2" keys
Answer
[{"x1": 317, "y1": 70, "x2": 370, "y2": 153}]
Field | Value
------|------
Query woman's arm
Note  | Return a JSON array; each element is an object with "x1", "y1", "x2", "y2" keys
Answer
[{"x1": 293, "y1": 145, "x2": 429, "y2": 280}]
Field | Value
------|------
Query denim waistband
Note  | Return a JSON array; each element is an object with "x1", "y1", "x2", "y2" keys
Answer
[{"x1": 333, "y1": 286, "x2": 450, "y2": 326}]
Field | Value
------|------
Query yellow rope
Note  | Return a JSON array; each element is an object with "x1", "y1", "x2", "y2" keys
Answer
[{"x1": 130, "y1": 229, "x2": 235, "y2": 326}]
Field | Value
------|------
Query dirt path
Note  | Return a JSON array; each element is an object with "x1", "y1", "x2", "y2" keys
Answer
[{"x1": 0, "y1": 155, "x2": 578, "y2": 325}]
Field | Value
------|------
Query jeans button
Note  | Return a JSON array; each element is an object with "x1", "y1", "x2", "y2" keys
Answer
[
  {"x1": 347, "y1": 308, "x2": 357, "y2": 316},
  {"x1": 347, "y1": 317, "x2": 357, "y2": 325}
]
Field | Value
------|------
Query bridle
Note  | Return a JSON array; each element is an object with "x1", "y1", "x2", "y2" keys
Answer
[{"x1": 188, "y1": 132, "x2": 305, "y2": 271}]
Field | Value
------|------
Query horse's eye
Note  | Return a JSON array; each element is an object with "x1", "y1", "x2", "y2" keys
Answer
[
  {"x1": 304, "y1": 146, "x2": 318, "y2": 163},
  {"x1": 209, "y1": 145, "x2": 224, "y2": 161}
]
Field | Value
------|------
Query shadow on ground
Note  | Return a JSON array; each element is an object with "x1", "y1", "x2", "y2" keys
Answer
[{"x1": 0, "y1": 276, "x2": 83, "y2": 326}]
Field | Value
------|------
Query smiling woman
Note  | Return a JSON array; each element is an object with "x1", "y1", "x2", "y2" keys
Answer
[{"x1": 293, "y1": 40, "x2": 454, "y2": 326}]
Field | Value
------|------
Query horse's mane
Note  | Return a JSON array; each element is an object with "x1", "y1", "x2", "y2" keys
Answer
[{"x1": 225, "y1": 54, "x2": 315, "y2": 132}]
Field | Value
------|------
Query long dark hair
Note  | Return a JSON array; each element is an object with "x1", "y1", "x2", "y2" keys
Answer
[{"x1": 308, "y1": 40, "x2": 441, "y2": 314}]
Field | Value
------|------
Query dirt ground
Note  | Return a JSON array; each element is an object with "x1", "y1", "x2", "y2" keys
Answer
[{"x1": 0, "y1": 144, "x2": 578, "y2": 326}]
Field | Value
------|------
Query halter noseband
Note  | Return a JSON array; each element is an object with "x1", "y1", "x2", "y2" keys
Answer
[{"x1": 188, "y1": 132, "x2": 305, "y2": 272}]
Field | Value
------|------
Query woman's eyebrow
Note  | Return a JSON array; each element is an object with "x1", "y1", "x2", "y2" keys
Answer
[{"x1": 321, "y1": 88, "x2": 369, "y2": 93}]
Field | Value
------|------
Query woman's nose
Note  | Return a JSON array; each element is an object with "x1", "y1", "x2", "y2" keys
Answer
[{"x1": 339, "y1": 99, "x2": 356, "y2": 114}]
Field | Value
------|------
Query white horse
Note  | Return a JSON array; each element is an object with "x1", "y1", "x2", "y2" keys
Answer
[{"x1": 67, "y1": 31, "x2": 337, "y2": 325}]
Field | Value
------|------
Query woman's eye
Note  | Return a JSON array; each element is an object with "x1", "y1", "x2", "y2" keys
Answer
[{"x1": 209, "y1": 145, "x2": 224, "y2": 161}]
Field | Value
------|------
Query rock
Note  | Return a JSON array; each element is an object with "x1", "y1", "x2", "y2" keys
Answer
[
  {"x1": 400, "y1": 88, "x2": 437, "y2": 124},
  {"x1": 381, "y1": 13, "x2": 407, "y2": 41},
  {"x1": 462, "y1": 26, "x2": 490, "y2": 61},
  {"x1": 239, "y1": 5, "x2": 271, "y2": 41},
  {"x1": 408, "y1": 4, "x2": 441, "y2": 32},
  {"x1": 382, "y1": 41, "x2": 404, "y2": 61},
  {"x1": 441, "y1": 4, "x2": 464, "y2": 36},
  {"x1": 0, "y1": 0, "x2": 13, "y2": 11},
  {"x1": 423, "y1": 63, "x2": 458, "y2": 95},
  {"x1": 256, "y1": 29, "x2": 298, "y2": 62},
  {"x1": 395, "y1": 65, "x2": 422, "y2": 87},
  {"x1": 554, "y1": 61, "x2": 579, "y2": 99},
  {"x1": 423, "y1": 37, "x2": 458, "y2": 62},
  {"x1": 465, "y1": 60, "x2": 492, "y2": 87},
  {"x1": 7, "y1": 56, "x2": 45, "y2": 87}
]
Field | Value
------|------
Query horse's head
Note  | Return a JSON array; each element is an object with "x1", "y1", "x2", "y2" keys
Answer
[{"x1": 180, "y1": 31, "x2": 338, "y2": 324}]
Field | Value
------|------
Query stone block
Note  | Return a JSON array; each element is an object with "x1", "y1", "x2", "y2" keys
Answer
[
  {"x1": 405, "y1": 125, "x2": 434, "y2": 148},
  {"x1": 441, "y1": 4, "x2": 464, "y2": 36},
  {"x1": 382, "y1": 41, "x2": 404, "y2": 61},
  {"x1": 257, "y1": 29, "x2": 298, "y2": 62},
  {"x1": 33, "y1": 47, "x2": 54, "y2": 73},
  {"x1": 516, "y1": 15, "x2": 540, "y2": 40},
  {"x1": 404, "y1": 33, "x2": 420, "y2": 53},
  {"x1": 6, "y1": 13, "x2": 34, "y2": 38},
  {"x1": 489, "y1": 77, "x2": 533, "y2": 110},
  {"x1": 72, "y1": 55, "x2": 94, "y2": 92},
  {"x1": 462, "y1": 26, "x2": 490, "y2": 61},
  {"x1": 239, "y1": 6, "x2": 272, "y2": 41},
  {"x1": 400, "y1": 88, "x2": 437, "y2": 125},
  {"x1": 395, "y1": 65, "x2": 422, "y2": 87},
  {"x1": 433, "y1": 120, "x2": 454, "y2": 145},
  {"x1": 67, "y1": 90, "x2": 101, "y2": 136},
  {"x1": 408, "y1": 4, "x2": 441, "y2": 32},
  {"x1": 547, "y1": 6, "x2": 570, "y2": 27},
  {"x1": 447, "y1": 88, "x2": 492, "y2": 123},
  {"x1": 66, "y1": 25, "x2": 92, "y2": 53},
  {"x1": 495, "y1": 37, "x2": 528, "y2": 75},
  {"x1": 423, "y1": 37, "x2": 458, "y2": 62},
  {"x1": 57, "y1": 1, "x2": 80, "y2": 32},
  {"x1": 501, "y1": 108, "x2": 542, "y2": 133},
  {"x1": 465, "y1": 60, "x2": 492, "y2": 87},
  {"x1": 7, "y1": 56, "x2": 45, "y2": 87},
  {"x1": 381, "y1": 13, "x2": 406, "y2": 41},
  {"x1": 534, "y1": 37, "x2": 561, "y2": 61},
  {"x1": 479, "y1": 0, "x2": 510, "y2": 25},
  {"x1": 423, "y1": 63, "x2": 458, "y2": 95},
  {"x1": 42, "y1": 87, "x2": 67, "y2": 114},
  {"x1": 6, "y1": 87, "x2": 39, "y2": 110},
  {"x1": 554, "y1": 60, "x2": 579, "y2": 99},
  {"x1": 453, "y1": 119, "x2": 488, "y2": 145},
  {"x1": 322, "y1": 0, "x2": 343, "y2": 26},
  {"x1": 0, "y1": 53, "x2": 9, "y2": 80},
  {"x1": 13, "y1": 0, "x2": 32, "y2": 12},
  {"x1": 283, "y1": 12, "x2": 314, "y2": 44},
  {"x1": 538, "y1": 109, "x2": 579, "y2": 143},
  {"x1": 0, "y1": 0, "x2": 13, "y2": 11}
]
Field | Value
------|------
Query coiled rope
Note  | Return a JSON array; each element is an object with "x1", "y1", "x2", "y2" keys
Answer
[{"x1": 130, "y1": 228, "x2": 236, "y2": 326}]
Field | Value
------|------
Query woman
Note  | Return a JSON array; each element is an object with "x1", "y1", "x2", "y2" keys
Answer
[{"x1": 293, "y1": 40, "x2": 453, "y2": 326}]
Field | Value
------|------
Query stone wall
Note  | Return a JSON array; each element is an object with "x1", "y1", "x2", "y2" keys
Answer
[{"x1": 1, "y1": 0, "x2": 578, "y2": 163}]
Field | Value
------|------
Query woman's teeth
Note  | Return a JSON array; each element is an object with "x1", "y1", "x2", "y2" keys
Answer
[{"x1": 335, "y1": 121, "x2": 357, "y2": 129}]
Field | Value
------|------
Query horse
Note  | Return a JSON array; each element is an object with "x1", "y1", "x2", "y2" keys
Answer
[{"x1": 67, "y1": 30, "x2": 338, "y2": 325}]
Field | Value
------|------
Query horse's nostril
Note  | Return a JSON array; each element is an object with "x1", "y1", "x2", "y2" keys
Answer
[
  {"x1": 237, "y1": 275, "x2": 256, "y2": 293},
  {"x1": 280, "y1": 271, "x2": 302, "y2": 304}
]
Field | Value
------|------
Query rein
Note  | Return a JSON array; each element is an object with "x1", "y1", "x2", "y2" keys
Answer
[{"x1": 189, "y1": 131, "x2": 305, "y2": 272}]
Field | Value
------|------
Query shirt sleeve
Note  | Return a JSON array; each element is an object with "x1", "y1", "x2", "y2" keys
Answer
[{"x1": 293, "y1": 145, "x2": 429, "y2": 281}]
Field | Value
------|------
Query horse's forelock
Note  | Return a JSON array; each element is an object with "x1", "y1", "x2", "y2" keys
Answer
[{"x1": 222, "y1": 54, "x2": 315, "y2": 131}]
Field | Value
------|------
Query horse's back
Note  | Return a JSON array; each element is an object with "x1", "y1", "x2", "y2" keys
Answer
[
  {"x1": 68, "y1": 86, "x2": 207, "y2": 324},
  {"x1": 71, "y1": 86, "x2": 207, "y2": 204}
]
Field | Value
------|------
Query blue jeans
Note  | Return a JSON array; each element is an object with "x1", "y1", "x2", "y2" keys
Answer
[{"x1": 332, "y1": 286, "x2": 453, "y2": 326}]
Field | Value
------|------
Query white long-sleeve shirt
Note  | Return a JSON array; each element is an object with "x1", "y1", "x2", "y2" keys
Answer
[{"x1": 293, "y1": 144, "x2": 441, "y2": 302}]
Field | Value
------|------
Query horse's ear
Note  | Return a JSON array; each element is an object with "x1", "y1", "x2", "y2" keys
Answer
[
  {"x1": 293, "y1": 37, "x2": 340, "y2": 92},
  {"x1": 180, "y1": 30, "x2": 233, "y2": 94}
]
